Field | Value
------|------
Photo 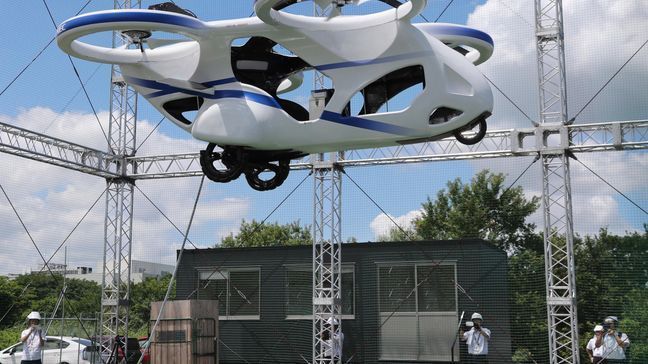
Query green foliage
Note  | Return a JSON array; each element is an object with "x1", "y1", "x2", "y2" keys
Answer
[
  {"x1": 0, "y1": 326, "x2": 22, "y2": 350},
  {"x1": 621, "y1": 288, "x2": 648, "y2": 363},
  {"x1": 129, "y1": 274, "x2": 175, "y2": 334},
  {"x1": 0, "y1": 276, "x2": 23, "y2": 329},
  {"x1": 413, "y1": 170, "x2": 540, "y2": 251},
  {"x1": 219, "y1": 219, "x2": 312, "y2": 248}
]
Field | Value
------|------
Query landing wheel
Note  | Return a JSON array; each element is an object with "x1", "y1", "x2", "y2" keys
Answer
[
  {"x1": 244, "y1": 160, "x2": 290, "y2": 191},
  {"x1": 199, "y1": 144, "x2": 243, "y2": 183},
  {"x1": 453, "y1": 117, "x2": 487, "y2": 145}
]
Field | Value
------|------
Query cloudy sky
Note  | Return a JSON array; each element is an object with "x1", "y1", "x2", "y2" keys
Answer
[{"x1": 0, "y1": 0, "x2": 646, "y2": 275}]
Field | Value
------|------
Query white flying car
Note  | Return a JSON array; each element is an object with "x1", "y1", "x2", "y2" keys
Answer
[{"x1": 57, "y1": 0, "x2": 494, "y2": 191}]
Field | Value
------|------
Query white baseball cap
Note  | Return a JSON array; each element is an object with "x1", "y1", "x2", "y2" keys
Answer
[
  {"x1": 593, "y1": 325, "x2": 604, "y2": 332},
  {"x1": 471, "y1": 312, "x2": 483, "y2": 321},
  {"x1": 27, "y1": 311, "x2": 41, "y2": 321}
]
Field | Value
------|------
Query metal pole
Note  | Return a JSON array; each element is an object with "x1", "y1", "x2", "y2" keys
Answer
[
  {"x1": 534, "y1": 0, "x2": 579, "y2": 362},
  {"x1": 99, "y1": 1, "x2": 140, "y2": 362}
]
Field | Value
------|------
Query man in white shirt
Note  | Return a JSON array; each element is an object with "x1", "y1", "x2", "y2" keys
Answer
[
  {"x1": 323, "y1": 317, "x2": 344, "y2": 362},
  {"x1": 460, "y1": 312, "x2": 491, "y2": 363},
  {"x1": 601, "y1": 316, "x2": 630, "y2": 363},
  {"x1": 20, "y1": 311, "x2": 45, "y2": 364},
  {"x1": 586, "y1": 325, "x2": 605, "y2": 364}
]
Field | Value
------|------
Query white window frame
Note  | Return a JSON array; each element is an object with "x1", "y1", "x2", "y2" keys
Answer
[
  {"x1": 284, "y1": 263, "x2": 356, "y2": 320},
  {"x1": 376, "y1": 260, "x2": 458, "y2": 361},
  {"x1": 197, "y1": 266, "x2": 261, "y2": 320}
]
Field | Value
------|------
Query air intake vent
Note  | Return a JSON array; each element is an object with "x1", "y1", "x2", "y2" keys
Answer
[
  {"x1": 163, "y1": 97, "x2": 204, "y2": 125},
  {"x1": 429, "y1": 107, "x2": 462, "y2": 124}
]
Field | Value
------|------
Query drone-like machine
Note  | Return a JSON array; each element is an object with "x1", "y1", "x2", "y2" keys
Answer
[{"x1": 57, "y1": 0, "x2": 494, "y2": 191}]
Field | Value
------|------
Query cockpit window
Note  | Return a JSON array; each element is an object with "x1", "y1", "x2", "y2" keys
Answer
[{"x1": 347, "y1": 65, "x2": 425, "y2": 116}]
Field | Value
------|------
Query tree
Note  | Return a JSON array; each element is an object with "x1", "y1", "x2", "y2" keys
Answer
[
  {"x1": 129, "y1": 274, "x2": 175, "y2": 335},
  {"x1": 219, "y1": 219, "x2": 312, "y2": 248},
  {"x1": 381, "y1": 170, "x2": 542, "y2": 251}
]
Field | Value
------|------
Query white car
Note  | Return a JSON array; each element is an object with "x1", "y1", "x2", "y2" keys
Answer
[{"x1": 0, "y1": 336, "x2": 97, "y2": 364}]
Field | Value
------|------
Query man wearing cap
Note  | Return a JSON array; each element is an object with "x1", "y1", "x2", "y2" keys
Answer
[
  {"x1": 460, "y1": 312, "x2": 491, "y2": 363},
  {"x1": 20, "y1": 311, "x2": 45, "y2": 364},
  {"x1": 586, "y1": 325, "x2": 606, "y2": 364},
  {"x1": 601, "y1": 316, "x2": 630, "y2": 363}
]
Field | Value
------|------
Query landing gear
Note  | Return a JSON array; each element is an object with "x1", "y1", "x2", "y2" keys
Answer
[
  {"x1": 199, "y1": 144, "x2": 243, "y2": 183},
  {"x1": 244, "y1": 160, "x2": 291, "y2": 191},
  {"x1": 199, "y1": 144, "x2": 297, "y2": 191},
  {"x1": 453, "y1": 114, "x2": 488, "y2": 145}
]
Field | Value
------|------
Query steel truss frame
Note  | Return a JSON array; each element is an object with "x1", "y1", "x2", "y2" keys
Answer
[
  {"x1": 97, "y1": 1, "x2": 140, "y2": 363},
  {"x1": 312, "y1": 154, "x2": 343, "y2": 363},
  {"x1": 534, "y1": 0, "x2": 579, "y2": 362},
  {"x1": 0, "y1": 1, "x2": 646, "y2": 364}
]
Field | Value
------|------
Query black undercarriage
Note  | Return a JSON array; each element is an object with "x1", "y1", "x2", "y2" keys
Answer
[{"x1": 199, "y1": 144, "x2": 307, "y2": 191}]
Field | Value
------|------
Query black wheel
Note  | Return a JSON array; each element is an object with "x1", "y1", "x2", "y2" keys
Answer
[
  {"x1": 453, "y1": 117, "x2": 487, "y2": 145},
  {"x1": 244, "y1": 160, "x2": 290, "y2": 191},
  {"x1": 199, "y1": 144, "x2": 243, "y2": 183}
]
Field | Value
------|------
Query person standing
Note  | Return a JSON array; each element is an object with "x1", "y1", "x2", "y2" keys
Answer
[
  {"x1": 323, "y1": 317, "x2": 344, "y2": 362},
  {"x1": 586, "y1": 325, "x2": 606, "y2": 364},
  {"x1": 601, "y1": 316, "x2": 630, "y2": 363},
  {"x1": 20, "y1": 311, "x2": 45, "y2": 364},
  {"x1": 460, "y1": 312, "x2": 491, "y2": 363}
]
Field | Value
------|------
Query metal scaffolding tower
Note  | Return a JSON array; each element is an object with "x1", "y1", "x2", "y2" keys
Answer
[
  {"x1": 312, "y1": 153, "x2": 343, "y2": 363},
  {"x1": 534, "y1": 0, "x2": 579, "y2": 362},
  {"x1": 98, "y1": 1, "x2": 140, "y2": 362}
]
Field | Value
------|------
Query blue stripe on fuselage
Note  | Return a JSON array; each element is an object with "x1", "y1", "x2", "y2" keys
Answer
[{"x1": 320, "y1": 111, "x2": 418, "y2": 136}]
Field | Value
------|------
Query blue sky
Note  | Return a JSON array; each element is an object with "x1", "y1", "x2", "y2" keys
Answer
[{"x1": 0, "y1": 0, "x2": 646, "y2": 273}]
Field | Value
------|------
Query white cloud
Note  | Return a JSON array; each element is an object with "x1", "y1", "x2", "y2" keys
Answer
[
  {"x1": 0, "y1": 108, "x2": 251, "y2": 275},
  {"x1": 370, "y1": 209, "x2": 422, "y2": 240}
]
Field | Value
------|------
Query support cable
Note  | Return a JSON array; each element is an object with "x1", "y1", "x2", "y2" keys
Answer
[
  {"x1": 138, "y1": 175, "x2": 205, "y2": 364},
  {"x1": 196, "y1": 170, "x2": 313, "y2": 288},
  {"x1": 0, "y1": 180, "x2": 97, "y2": 341},
  {"x1": 342, "y1": 158, "x2": 539, "y2": 335},
  {"x1": 570, "y1": 38, "x2": 648, "y2": 123},
  {"x1": 0, "y1": 186, "x2": 108, "y2": 325},
  {"x1": 570, "y1": 154, "x2": 648, "y2": 216},
  {"x1": 433, "y1": 0, "x2": 454, "y2": 22},
  {"x1": 134, "y1": 184, "x2": 200, "y2": 249},
  {"x1": 483, "y1": 73, "x2": 538, "y2": 127},
  {"x1": 41, "y1": 0, "x2": 113, "y2": 151},
  {"x1": 135, "y1": 116, "x2": 166, "y2": 153},
  {"x1": 43, "y1": 64, "x2": 104, "y2": 134},
  {"x1": 0, "y1": 0, "x2": 92, "y2": 99}
]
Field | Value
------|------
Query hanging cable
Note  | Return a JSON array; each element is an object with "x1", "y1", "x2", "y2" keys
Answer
[
  {"x1": 342, "y1": 169, "x2": 417, "y2": 240},
  {"x1": 502, "y1": 153, "x2": 540, "y2": 195},
  {"x1": 0, "y1": 0, "x2": 92, "y2": 99},
  {"x1": 483, "y1": 73, "x2": 538, "y2": 127},
  {"x1": 139, "y1": 176, "x2": 205, "y2": 364},
  {"x1": 43, "y1": 63, "x2": 104, "y2": 134},
  {"x1": 134, "y1": 184, "x2": 200, "y2": 249},
  {"x1": 0, "y1": 185, "x2": 107, "y2": 325},
  {"x1": 0, "y1": 180, "x2": 96, "y2": 341},
  {"x1": 41, "y1": 0, "x2": 113, "y2": 150},
  {"x1": 433, "y1": 0, "x2": 454, "y2": 22},
  {"x1": 572, "y1": 155, "x2": 648, "y2": 216},
  {"x1": 135, "y1": 116, "x2": 166, "y2": 153},
  {"x1": 197, "y1": 170, "x2": 313, "y2": 287},
  {"x1": 570, "y1": 38, "x2": 648, "y2": 123}
]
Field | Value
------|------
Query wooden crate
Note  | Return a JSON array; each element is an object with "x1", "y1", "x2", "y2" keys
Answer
[{"x1": 150, "y1": 300, "x2": 219, "y2": 364}]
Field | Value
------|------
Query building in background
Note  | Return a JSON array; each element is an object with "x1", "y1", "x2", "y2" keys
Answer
[
  {"x1": 176, "y1": 239, "x2": 511, "y2": 363},
  {"x1": 22, "y1": 260, "x2": 174, "y2": 284}
]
